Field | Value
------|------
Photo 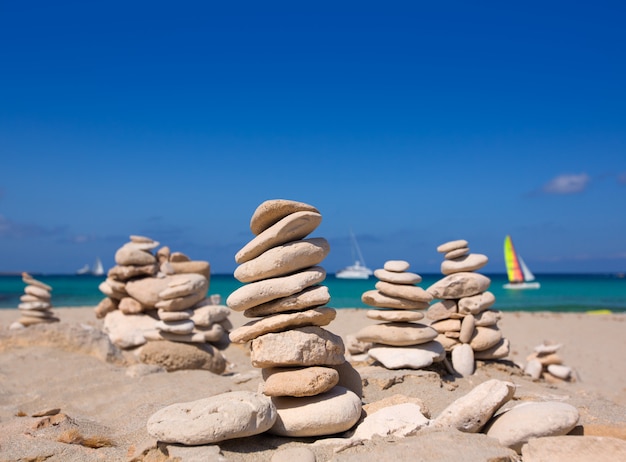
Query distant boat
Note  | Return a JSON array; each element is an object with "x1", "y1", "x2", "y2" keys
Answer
[
  {"x1": 77, "y1": 257, "x2": 105, "y2": 276},
  {"x1": 503, "y1": 235, "x2": 540, "y2": 289},
  {"x1": 336, "y1": 231, "x2": 373, "y2": 279}
]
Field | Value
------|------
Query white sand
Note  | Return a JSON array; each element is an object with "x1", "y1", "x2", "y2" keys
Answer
[{"x1": 1, "y1": 307, "x2": 625, "y2": 461}]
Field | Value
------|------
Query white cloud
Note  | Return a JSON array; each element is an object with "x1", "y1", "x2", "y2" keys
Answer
[{"x1": 543, "y1": 173, "x2": 590, "y2": 194}]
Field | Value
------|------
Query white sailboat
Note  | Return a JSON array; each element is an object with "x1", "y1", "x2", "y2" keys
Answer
[
  {"x1": 336, "y1": 231, "x2": 373, "y2": 279},
  {"x1": 77, "y1": 257, "x2": 105, "y2": 276},
  {"x1": 92, "y1": 257, "x2": 104, "y2": 276},
  {"x1": 503, "y1": 235, "x2": 540, "y2": 289}
]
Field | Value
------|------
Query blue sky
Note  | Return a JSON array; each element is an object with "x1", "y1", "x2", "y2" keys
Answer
[{"x1": 1, "y1": 1, "x2": 625, "y2": 275}]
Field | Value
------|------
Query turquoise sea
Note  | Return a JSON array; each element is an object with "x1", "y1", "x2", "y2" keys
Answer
[{"x1": 1, "y1": 273, "x2": 625, "y2": 312}]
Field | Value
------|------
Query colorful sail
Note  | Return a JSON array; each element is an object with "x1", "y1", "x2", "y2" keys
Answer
[{"x1": 504, "y1": 235, "x2": 524, "y2": 283}]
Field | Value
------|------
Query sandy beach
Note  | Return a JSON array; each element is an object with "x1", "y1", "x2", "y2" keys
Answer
[{"x1": 1, "y1": 307, "x2": 625, "y2": 461}]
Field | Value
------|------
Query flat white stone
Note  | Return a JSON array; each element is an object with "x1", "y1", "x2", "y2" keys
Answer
[
  {"x1": 17, "y1": 308, "x2": 54, "y2": 318},
  {"x1": 427, "y1": 272, "x2": 491, "y2": 299},
  {"x1": 351, "y1": 403, "x2": 429, "y2": 440},
  {"x1": 147, "y1": 391, "x2": 277, "y2": 444},
  {"x1": 115, "y1": 243, "x2": 157, "y2": 266},
  {"x1": 534, "y1": 342, "x2": 562, "y2": 354},
  {"x1": 485, "y1": 401, "x2": 580, "y2": 453},
  {"x1": 445, "y1": 247, "x2": 470, "y2": 259},
  {"x1": 24, "y1": 285, "x2": 51, "y2": 300},
  {"x1": 262, "y1": 366, "x2": 339, "y2": 397},
  {"x1": 18, "y1": 301, "x2": 51, "y2": 311},
  {"x1": 436, "y1": 240, "x2": 469, "y2": 253},
  {"x1": 547, "y1": 364, "x2": 572, "y2": 380},
  {"x1": 155, "y1": 319, "x2": 195, "y2": 334},
  {"x1": 383, "y1": 260, "x2": 410, "y2": 272},
  {"x1": 158, "y1": 309, "x2": 192, "y2": 321},
  {"x1": 190, "y1": 303, "x2": 230, "y2": 326},
  {"x1": 368, "y1": 341, "x2": 445, "y2": 369},
  {"x1": 433, "y1": 379, "x2": 516, "y2": 433},
  {"x1": 243, "y1": 285, "x2": 330, "y2": 318},
  {"x1": 130, "y1": 234, "x2": 159, "y2": 246},
  {"x1": 366, "y1": 309, "x2": 424, "y2": 322},
  {"x1": 234, "y1": 238, "x2": 330, "y2": 283},
  {"x1": 375, "y1": 281, "x2": 433, "y2": 303},
  {"x1": 158, "y1": 273, "x2": 208, "y2": 300},
  {"x1": 355, "y1": 322, "x2": 438, "y2": 346},
  {"x1": 227, "y1": 266, "x2": 326, "y2": 312},
  {"x1": 441, "y1": 253, "x2": 489, "y2": 275},
  {"x1": 361, "y1": 290, "x2": 429, "y2": 310},
  {"x1": 235, "y1": 211, "x2": 322, "y2": 263},
  {"x1": 373, "y1": 269, "x2": 422, "y2": 285},
  {"x1": 269, "y1": 386, "x2": 361, "y2": 437},
  {"x1": 103, "y1": 310, "x2": 156, "y2": 349},
  {"x1": 20, "y1": 294, "x2": 40, "y2": 302},
  {"x1": 155, "y1": 290, "x2": 207, "y2": 312},
  {"x1": 229, "y1": 307, "x2": 336, "y2": 343},
  {"x1": 249, "y1": 199, "x2": 320, "y2": 235}
]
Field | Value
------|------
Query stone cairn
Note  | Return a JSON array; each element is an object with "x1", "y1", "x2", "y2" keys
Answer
[
  {"x1": 350, "y1": 260, "x2": 445, "y2": 370},
  {"x1": 226, "y1": 199, "x2": 362, "y2": 437},
  {"x1": 425, "y1": 239, "x2": 510, "y2": 376},
  {"x1": 96, "y1": 235, "x2": 231, "y2": 373},
  {"x1": 523, "y1": 341, "x2": 576, "y2": 383},
  {"x1": 11, "y1": 273, "x2": 59, "y2": 328}
]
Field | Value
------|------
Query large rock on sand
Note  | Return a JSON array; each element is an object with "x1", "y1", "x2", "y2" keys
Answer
[
  {"x1": 147, "y1": 391, "x2": 277, "y2": 444},
  {"x1": 433, "y1": 379, "x2": 516, "y2": 433},
  {"x1": 139, "y1": 340, "x2": 226, "y2": 373},
  {"x1": 485, "y1": 401, "x2": 580, "y2": 453},
  {"x1": 270, "y1": 386, "x2": 361, "y2": 437}
]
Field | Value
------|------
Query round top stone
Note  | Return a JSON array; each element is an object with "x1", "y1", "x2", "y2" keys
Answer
[
  {"x1": 437, "y1": 240, "x2": 469, "y2": 253},
  {"x1": 384, "y1": 260, "x2": 410, "y2": 272},
  {"x1": 250, "y1": 199, "x2": 320, "y2": 235}
]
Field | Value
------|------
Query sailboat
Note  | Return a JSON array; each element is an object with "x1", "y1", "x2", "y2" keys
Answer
[
  {"x1": 77, "y1": 257, "x2": 105, "y2": 276},
  {"x1": 336, "y1": 231, "x2": 373, "y2": 279},
  {"x1": 503, "y1": 235, "x2": 540, "y2": 289},
  {"x1": 92, "y1": 257, "x2": 104, "y2": 276}
]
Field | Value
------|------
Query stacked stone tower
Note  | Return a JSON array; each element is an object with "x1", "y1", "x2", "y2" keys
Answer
[
  {"x1": 352, "y1": 260, "x2": 444, "y2": 369},
  {"x1": 12, "y1": 273, "x2": 59, "y2": 328},
  {"x1": 227, "y1": 199, "x2": 362, "y2": 437},
  {"x1": 426, "y1": 239, "x2": 510, "y2": 376},
  {"x1": 97, "y1": 235, "x2": 231, "y2": 373}
]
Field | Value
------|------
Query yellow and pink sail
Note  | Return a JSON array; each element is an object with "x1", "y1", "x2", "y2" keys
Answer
[{"x1": 504, "y1": 235, "x2": 540, "y2": 289}]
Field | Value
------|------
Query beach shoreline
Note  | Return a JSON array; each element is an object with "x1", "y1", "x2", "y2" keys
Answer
[{"x1": 1, "y1": 307, "x2": 625, "y2": 461}]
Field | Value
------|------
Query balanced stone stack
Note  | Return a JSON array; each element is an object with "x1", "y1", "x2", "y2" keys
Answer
[
  {"x1": 97, "y1": 235, "x2": 231, "y2": 373},
  {"x1": 426, "y1": 239, "x2": 510, "y2": 376},
  {"x1": 13, "y1": 273, "x2": 59, "y2": 327},
  {"x1": 524, "y1": 341, "x2": 575, "y2": 382},
  {"x1": 227, "y1": 199, "x2": 362, "y2": 437},
  {"x1": 95, "y1": 235, "x2": 161, "y2": 318},
  {"x1": 352, "y1": 260, "x2": 444, "y2": 370}
]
